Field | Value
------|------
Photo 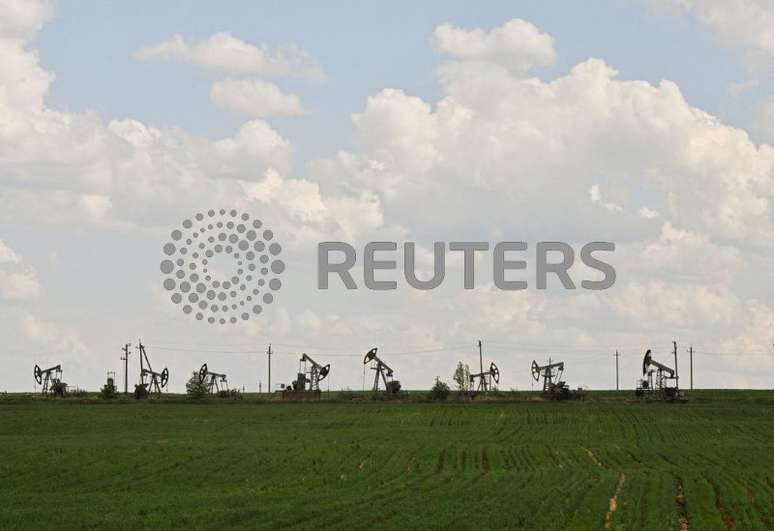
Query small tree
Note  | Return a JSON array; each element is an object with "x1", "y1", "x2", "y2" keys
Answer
[
  {"x1": 428, "y1": 377, "x2": 450, "y2": 401},
  {"x1": 453, "y1": 362, "x2": 471, "y2": 393},
  {"x1": 186, "y1": 373, "x2": 209, "y2": 399},
  {"x1": 100, "y1": 380, "x2": 117, "y2": 400}
]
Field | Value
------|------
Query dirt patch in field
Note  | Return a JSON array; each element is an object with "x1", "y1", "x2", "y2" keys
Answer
[
  {"x1": 404, "y1": 456, "x2": 415, "y2": 471},
  {"x1": 602, "y1": 473, "x2": 626, "y2": 530},
  {"x1": 658, "y1": 452, "x2": 677, "y2": 466},
  {"x1": 436, "y1": 448, "x2": 447, "y2": 473},
  {"x1": 675, "y1": 478, "x2": 689, "y2": 531},
  {"x1": 481, "y1": 449, "x2": 491, "y2": 472},
  {"x1": 709, "y1": 479, "x2": 734, "y2": 531},
  {"x1": 583, "y1": 447, "x2": 604, "y2": 468},
  {"x1": 746, "y1": 487, "x2": 771, "y2": 529}
]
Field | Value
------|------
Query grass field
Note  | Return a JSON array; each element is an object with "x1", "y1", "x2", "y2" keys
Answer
[{"x1": 1, "y1": 391, "x2": 773, "y2": 530}]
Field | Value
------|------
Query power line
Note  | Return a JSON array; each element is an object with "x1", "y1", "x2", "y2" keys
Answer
[
  {"x1": 145, "y1": 343, "x2": 473, "y2": 357},
  {"x1": 141, "y1": 341, "x2": 774, "y2": 361}
]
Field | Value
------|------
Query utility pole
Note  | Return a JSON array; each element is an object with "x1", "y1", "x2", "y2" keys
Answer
[
  {"x1": 689, "y1": 344, "x2": 693, "y2": 390},
  {"x1": 614, "y1": 350, "x2": 620, "y2": 391},
  {"x1": 120, "y1": 343, "x2": 131, "y2": 394},
  {"x1": 673, "y1": 341, "x2": 679, "y2": 386},
  {"x1": 267, "y1": 343, "x2": 272, "y2": 394},
  {"x1": 478, "y1": 339, "x2": 483, "y2": 377},
  {"x1": 478, "y1": 339, "x2": 485, "y2": 392}
]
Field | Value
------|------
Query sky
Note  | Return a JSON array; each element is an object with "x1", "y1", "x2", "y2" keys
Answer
[{"x1": 3, "y1": 0, "x2": 774, "y2": 393}]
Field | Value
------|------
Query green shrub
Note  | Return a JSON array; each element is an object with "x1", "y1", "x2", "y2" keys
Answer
[
  {"x1": 185, "y1": 376, "x2": 209, "y2": 399},
  {"x1": 337, "y1": 389, "x2": 358, "y2": 401},
  {"x1": 428, "y1": 378, "x2": 450, "y2": 401},
  {"x1": 100, "y1": 382, "x2": 118, "y2": 400},
  {"x1": 217, "y1": 389, "x2": 242, "y2": 399}
]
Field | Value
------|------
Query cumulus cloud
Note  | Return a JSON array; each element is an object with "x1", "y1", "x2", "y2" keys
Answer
[
  {"x1": 608, "y1": 281, "x2": 742, "y2": 333},
  {"x1": 0, "y1": 240, "x2": 20, "y2": 264},
  {"x1": 240, "y1": 168, "x2": 384, "y2": 243},
  {"x1": 210, "y1": 78, "x2": 303, "y2": 117},
  {"x1": 433, "y1": 18, "x2": 555, "y2": 74},
  {"x1": 0, "y1": 0, "x2": 53, "y2": 41},
  {"x1": 590, "y1": 184, "x2": 623, "y2": 213},
  {"x1": 134, "y1": 32, "x2": 325, "y2": 81},
  {"x1": 728, "y1": 79, "x2": 759, "y2": 97},
  {"x1": 0, "y1": 4, "x2": 382, "y2": 243},
  {"x1": 619, "y1": 222, "x2": 743, "y2": 284},
  {"x1": 642, "y1": 0, "x2": 774, "y2": 70},
  {"x1": 331, "y1": 53, "x2": 774, "y2": 248},
  {"x1": 0, "y1": 240, "x2": 39, "y2": 300},
  {"x1": 0, "y1": 270, "x2": 40, "y2": 299},
  {"x1": 756, "y1": 98, "x2": 774, "y2": 145}
]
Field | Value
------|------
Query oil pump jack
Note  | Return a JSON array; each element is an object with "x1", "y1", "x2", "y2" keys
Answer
[
  {"x1": 34, "y1": 363, "x2": 67, "y2": 396},
  {"x1": 531, "y1": 359, "x2": 579, "y2": 400},
  {"x1": 134, "y1": 341, "x2": 169, "y2": 398},
  {"x1": 294, "y1": 353, "x2": 330, "y2": 391},
  {"x1": 469, "y1": 362, "x2": 500, "y2": 393},
  {"x1": 637, "y1": 345, "x2": 685, "y2": 402},
  {"x1": 364, "y1": 347, "x2": 401, "y2": 395},
  {"x1": 283, "y1": 353, "x2": 330, "y2": 399},
  {"x1": 198, "y1": 363, "x2": 228, "y2": 394}
]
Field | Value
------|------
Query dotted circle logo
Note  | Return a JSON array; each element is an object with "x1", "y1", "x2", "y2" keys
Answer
[{"x1": 160, "y1": 209, "x2": 285, "y2": 324}]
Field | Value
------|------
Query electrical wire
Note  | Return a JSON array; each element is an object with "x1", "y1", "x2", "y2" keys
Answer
[{"x1": 143, "y1": 341, "x2": 774, "y2": 360}]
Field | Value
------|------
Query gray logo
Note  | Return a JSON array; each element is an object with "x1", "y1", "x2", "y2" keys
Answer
[
  {"x1": 160, "y1": 209, "x2": 285, "y2": 324},
  {"x1": 318, "y1": 241, "x2": 615, "y2": 291}
]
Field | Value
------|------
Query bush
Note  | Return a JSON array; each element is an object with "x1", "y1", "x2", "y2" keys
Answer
[
  {"x1": 428, "y1": 378, "x2": 450, "y2": 401},
  {"x1": 66, "y1": 386, "x2": 87, "y2": 398},
  {"x1": 217, "y1": 389, "x2": 242, "y2": 399},
  {"x1": 186, "y1": 376, "x2": 209, "y2": 399},
  {"x1": 100, "y1": 381, "x2": 118, "y2": 400},
  {"x1": 337, "y1": 389, "x2": 358, "y2": 401}
]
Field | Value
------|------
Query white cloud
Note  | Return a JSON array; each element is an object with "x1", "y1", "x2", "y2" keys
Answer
[
  {"x1": 0, "y1": 270, "x2": 40, "y2": 299},
  {"x1": 134, "y1": 32, "x2": 325, "y2": 81},
  {"x1": 638, "y1": 207, "x2": 660, "y2": 219},
  {"x1": 590, "y1": 184, "x2": 623, "y2": 213},
  {"x1": 240, "y1": 168, "x2": 384, "y2": 244},
  {"x1": 433, "y1": 19, "x2": 555, "y2": 74},
  {"x1": 0, "y1": 0, "x2": 53, "y2": 41},
  {"x1": 331, "y1": 52, "x2": 774, "y2": 247},
  {"x1": 642, "y1": 0, "x2": 774, "y2": 70},
  {"x1": 0, "y1": 0, "x2": 391, "y2": 256},
  {"x1": 720, "y1": 300, "x2": 774, "y2": 360},
  {"x1": 210, "y1": 78, "x2": 303, "y2": 117},
  {"x1": 608, "y1": 281, "x2": 743, "y2": 332},
  {"x1": 728, "y1": 79, "x2": 759, "y2": 97},
  {"x1": 0, "y1": 240, "x2": 20, "y2": 264},
  {"x1": 756, "y1": 98, "x2": 774, "y2": 145},
  {"x1": 0, "y1": 239, "x2": 39, "y2": 300},
  {"x1": 17, "y1": 311, "x2": 87, "y2": 359},
  {"x1": 619, "y1": 222, "x2": 743, "y2": 284},
  {"x1": 352, "y1": 89, "x2": 440, "y2": 182}
]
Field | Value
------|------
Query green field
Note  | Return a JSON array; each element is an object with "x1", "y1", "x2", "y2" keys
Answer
[{"x1": 1, "y1": 391, "x2": 773, "y2": 530}]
